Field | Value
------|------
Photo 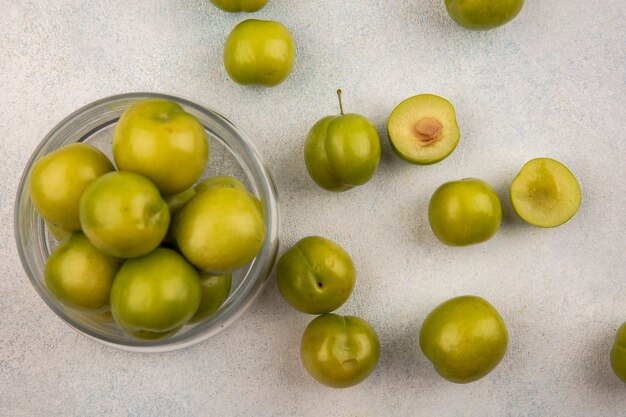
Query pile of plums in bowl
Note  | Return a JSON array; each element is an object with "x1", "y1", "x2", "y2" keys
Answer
[{"x1": 14, "y1": 93, "x2": 279, "y2": 352}]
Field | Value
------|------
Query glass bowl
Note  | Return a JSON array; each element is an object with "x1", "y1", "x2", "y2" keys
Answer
[{"x1": 14, "y1": 92, "x2": 280, "y2": 352}]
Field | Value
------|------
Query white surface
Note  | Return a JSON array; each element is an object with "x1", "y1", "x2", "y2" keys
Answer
[{"x1": 1, "y1": 1, "x2": 625, "y2": 416}]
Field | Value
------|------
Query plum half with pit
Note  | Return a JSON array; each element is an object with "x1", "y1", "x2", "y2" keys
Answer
[{"x1": 387, "y1": 94, "x2": 460, "y2": 165}]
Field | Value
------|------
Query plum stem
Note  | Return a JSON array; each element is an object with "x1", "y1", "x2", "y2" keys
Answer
[{"x1": 337, "y1": 89, "x2": 345, "y2": 115}]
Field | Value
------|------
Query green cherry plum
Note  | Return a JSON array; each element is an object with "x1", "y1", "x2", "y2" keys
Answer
[
  {"x1": 164, "y1": 187, "x2": 196, "y2": 215},
  {"x1": 224, "y1": 19, "x2": 296, "y2": 87},
  {"x1": 276, "y1": 236, "x2": 356, "y2": 314},
  {"x1": 445, "y1": 0, "x2": 525, "y2": 31},
  {"x1": 79, "y1": 171, "x2": 170, "y2": 258},
  {"x1": 173, "y1": 186, "x2": 265, "y2": 273},
  {"x1": 211, "y1": 0, "x2": 268, "y2": 12},
  {"x1": 611, "y1": 322, "x2": 626, "y2": 382},
  {"x1": 110, "y1": 248, "x2": 201, "y2": 340},
  {"x1": 189, "y1": 273, "x2": 232, "y2": 323},
  {"x1": 300, "y1": 314, "x2": 380, "y2": 388},
  {"x1": 428, "y1": 178, "x2": 502, "y2": 246},
  {"x1": 196, "y1": 175, "x2": 264, "y2": 216},
  {"x1": 45, "y1": 220, "x2": 71, "y2": 241},
  {"x1": 162, "y1": 187, "x2": 196, "y2": 245},
  {"x1": 305, "y1": 90, "x2": 381, "y2": 191},
  {"x1": 420, "y1": 295, "x2": 508, "y2": 383},
  {"x1": 28, "y1": 143, "x2": 114, "y2": 232},
  {"x1": 113, "y1": 99, "x2": 209, "y2": 195},
  {"x1": 45, "y1": 233, "x2": 122, "y2": 311},
  {"x1": 195, "y1": 175, "x2": 247, "y2": 194}
]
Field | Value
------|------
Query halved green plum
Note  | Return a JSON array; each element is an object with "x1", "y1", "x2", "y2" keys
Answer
[
  {"x1": 387, "y1": 94, "x2": 460, "y2": 165},
  {"x1": 510, "y1": 158, "x2": 581, "y2": 228}
]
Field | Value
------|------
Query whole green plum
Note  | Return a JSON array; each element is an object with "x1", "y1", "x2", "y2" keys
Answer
[
  {"x1": 611, "y1": 322, "x2": 626, "y2": 382},
  {"x1": 300, "y1": 314, "x2": 380, "y2": 388},
  {"x1": 445, "y1": 0, "x2": 525, "y2": 31},
  {"x1": 45, "y1": 233, "x2": 122, "y2": 311},
  {"x1": 224, "y1": 19, "x2": 296, "y2": 86},
  {"x1": 305, "y1": 90, "x2": 381, "y2": 191},
  {"x1": 428, "y1": 178, "x2": 502, "y2": 246},
  {"x1": 79, "y1": 171, "x2": 170, "y2": 258},
  {"x1": 211, "y1": 0, "x2": 268, "y2": 12},
  {"x1": 110, "y1": 248, "x2": 201, "y2": 340},
  {"x1": 173, "y1": 186, "x2": 265, "y2": 273},
  {"x1": 420, "y1": 295, "x2": 508, "y2": 383},
  {"x1": 276, "y1": 236, "x2": 356, "y2": 314},
  {"x1": 28, "y1": 143, "x2": 114, "y2": 232},
  {"x1": 113, "y1": 99, "x2": 209, "y2": 195}
]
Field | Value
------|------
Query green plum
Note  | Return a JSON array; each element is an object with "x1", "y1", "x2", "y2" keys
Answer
[
  {"x1": 28, "y1": 143, "x2": 114, "y2": 232},
  {"x1": 510, "y1": 158, "x2": 581, "y2": 228},
  {"x1": 611, "y1": 322, "x2": 626, "y2": 382},
  {"x1": 195, "y1": 175, "x2": 247, "y2": 194},
  {"x1": 110, "y1": 248, "x2": 201, "y2": 340},
  {"x1": 224, "y1": 19, "x2": 296, "y2": 87},
  {"x1": 276, "y1": 236, "x2": 356, "y2": 314},
  {"x1": 211, "y1": 0, "x2": 268, "y2": 12},
  {"x1": 428, "y1": 178, "x2": 502, "y2": 246},
  {"x1": 420, "y1": 295, "x2": 508, "y2": 383},
  {"x1": 79, "y1": 171, "x2": 170, "y2": 258},
  {"x1": 162, "y1": 187, "x2": 196, "y2": 244},
  {"x1": 85, "y1": 310, "x2": 115, "y2": 324},
  {"x1": 300, "y1": 314, "x2": 380, "y2": 388},
  {"x1": 113, "y1": 99, "x2": 209, "y2": 195},
  {"x1": 445, "y1": 0, "x2": 525, "y2": 31},
  {"x1": 45, "y1": 220, "x2": 71, "y2": 241},
  {"x1": 164, "y1": 187, "x2": 196, "y2": 215},
  {"x1": 173, "y1": 186, "x2": 265, "y2": 273},
  {"x1": 305, "y1": 90, "x2": 381, "y2": 191},
  {"x1": 45, "y1": 233, "x2": 122, "y2": 311},
  {"x1": 189, "y1": 273, "x2": 232, "y2": 323},
  {"x1": 196, "y1": 175, "x2": 264, "y2": 217},
  {"x1": 387, "y1": 94, "x2": 460, "y2": 165}
]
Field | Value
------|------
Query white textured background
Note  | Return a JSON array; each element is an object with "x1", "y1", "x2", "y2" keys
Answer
[{"x1": 1, "y1": 1, "x2": 625, "y2": 416}]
